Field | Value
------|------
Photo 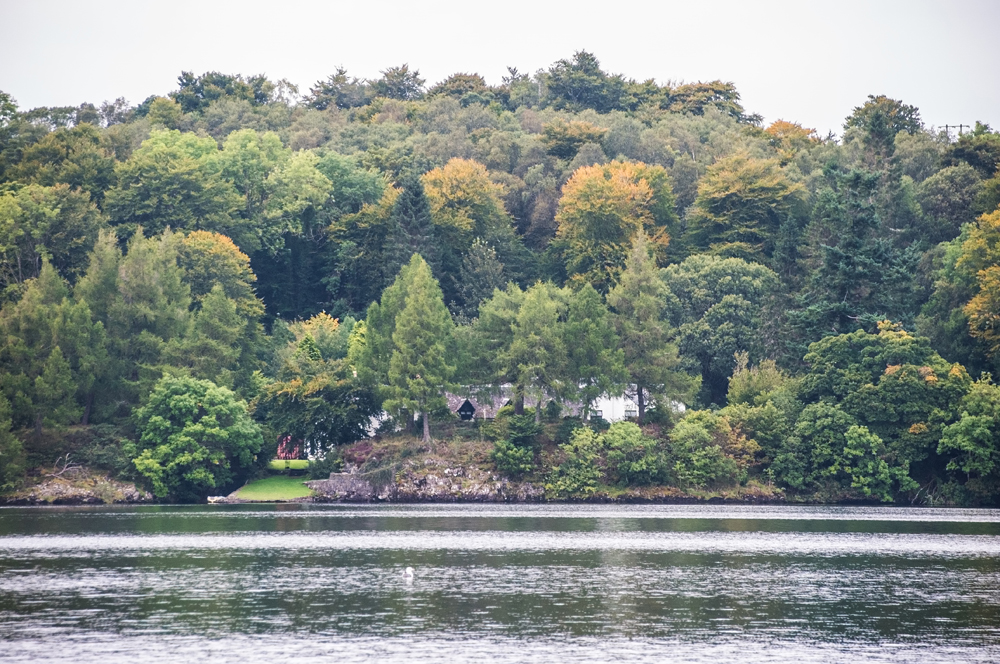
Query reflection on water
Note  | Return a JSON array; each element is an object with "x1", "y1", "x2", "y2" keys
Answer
[{"x1": 0, "y1": 504, "x2": 998, "y2": 663}]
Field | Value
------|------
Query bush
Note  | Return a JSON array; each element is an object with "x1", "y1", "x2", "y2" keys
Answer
[
  {"x1": 308, "y1": 452, "x2": 343, "y2": 479},
  {"x1": 546, "y1": 427, "x2": 602, "y2": 499},
  {"x1": 544, "y1": 400, "x2": 562, "y2": 421},
  {"x1": 667, "y1": 411, "x2": 744, "y2": 488},
  {"x1": 491, "y1": 439, "x2": 535, "y2": 478},
  {"x1": 556, "y1": 417, "x2": 585, "y2": 445},
  {"x1": 603, "y1": 421, "x2": 664, "y2": 486},
  {"x1": 506, "y1": 414, "x2": 542, "y2": 449},
  {"x1": 76, "y1": 425, "x2": 136, "y2": 480},
  {"x1": 132, "y1": 375, "x2": 264, "y2": 502}
]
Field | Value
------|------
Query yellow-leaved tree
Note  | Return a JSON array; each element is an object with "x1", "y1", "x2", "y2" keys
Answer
[
  {"x1": 961, "y1": 210, "x2": 1000, "y2": 356},
  {"x1": 555, "y1": 160, "x2": 677, "y2": 291}
]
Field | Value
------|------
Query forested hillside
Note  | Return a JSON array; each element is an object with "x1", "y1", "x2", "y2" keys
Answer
[{"x1": 2, "y1": 52, "x2": 999, "y2": 504}]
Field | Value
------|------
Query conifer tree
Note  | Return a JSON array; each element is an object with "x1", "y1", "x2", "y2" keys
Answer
[
  {"x1": 504, "y1": 282, "x2": 568, "y2": 422},
  {"x1": 566, "y1": 283, "x2": 627, "y2": 417},
  {"x1": 386, "y1": 254, "x2": 455, "y2": 442},
  {"x1": 33, "y1": 346, "x2": 80, "y2": 436},
  {"x1": 458, "y1": 239, "x2": 505, "y2": 319},
  {"x1": 387, "y1": 174, "x2": 439, "y2": 279},
  {"x1": 607, "y1": 232, "x2": 699, "y2": 422}
]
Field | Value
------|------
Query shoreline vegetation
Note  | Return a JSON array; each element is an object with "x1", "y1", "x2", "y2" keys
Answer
[{"x1": 2, "y1": 54, "x2": 1000, "y2": 507}]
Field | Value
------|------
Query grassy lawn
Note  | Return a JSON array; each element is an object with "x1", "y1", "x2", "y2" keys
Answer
[
  {"x1": 268, "y1": 459, "x2": 309, "y2": 470},
  {"x1": 235, "y1": 475, "x2": 314, "y2": 501}
]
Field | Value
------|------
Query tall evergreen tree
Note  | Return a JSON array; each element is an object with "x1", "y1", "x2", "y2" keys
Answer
[
  {"x1": 387, "y1": 174, "x2": 439, "y2": 280},
  {"x1": 386, "y1": 254, "x2": 455, "y2": 442},
  {"x1": 565, "y1": 283, "x2": 627, "y2": 417},
  {"x1": 607, "y1": 232, "x2": 699, "y2": 421},
  {"x1": 457, "y1": 239, "x2": 505, "y2": 320}
]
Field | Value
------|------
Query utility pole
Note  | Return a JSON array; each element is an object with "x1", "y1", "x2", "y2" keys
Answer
[{"x1": 943, "y1": 124, "x2": 970, "y2": 141}]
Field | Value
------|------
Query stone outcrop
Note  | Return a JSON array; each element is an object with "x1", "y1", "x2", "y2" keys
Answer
[
  {"x1": 4, "y1": 469, "x2": 153, "y2": 505},
  {"x1": 306, "y1": 459, "x2": 545, "y2": 503}
]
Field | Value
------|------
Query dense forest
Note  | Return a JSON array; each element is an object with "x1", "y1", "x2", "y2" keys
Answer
[{"x1": 1, "y1": 52, "x2": 999, "y2": 504}]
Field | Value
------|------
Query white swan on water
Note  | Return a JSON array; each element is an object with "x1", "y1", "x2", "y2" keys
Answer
[{"x1": 403, "y1": 566, "x2": 414, "y2": 579}]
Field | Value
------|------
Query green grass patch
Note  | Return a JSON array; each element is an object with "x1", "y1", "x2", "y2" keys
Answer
[
  {"x1": 235, "y1": 475, "x2": 313, "y2": 501},
  {"x1": 268, "y1": 459, "x2": 309, "y2": 470}
]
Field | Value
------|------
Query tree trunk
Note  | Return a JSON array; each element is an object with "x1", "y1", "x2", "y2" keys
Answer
[
  {"x1": 514, "y1": 387, "x2": 524, "y2": 415},
  {"x1": 637, "y1": 386, "x2": 646, "y2": 425},
  {"x1": 535, "y1": 395, "x2": 543, "y2": 424},
  {"x1": 422, "y1": 410, "x2": 431, "y2": 443},
  {"x1": 34, "y1": 414, "x2": 43, "y2": 439},
  {"x1": 82, "y1": 391, "x2": 94, "y2": 426}
]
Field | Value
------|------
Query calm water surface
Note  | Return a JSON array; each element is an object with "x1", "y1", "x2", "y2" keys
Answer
[{"x1": 0, "y1": 504, "x2": 998, "y2": 663}]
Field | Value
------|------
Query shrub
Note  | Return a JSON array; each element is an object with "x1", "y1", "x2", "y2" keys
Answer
[
  {"x1": 603, "y1": 421, "x2": 664, "y2": 486},
  {"x1": 667, "y1": 411, "x2": 745, "y2": 488},
  {"x1": 308, "y1": 452, "x2": 343, "y2": 479},
  {"x1": 546, "y1": 427, "x2": 603, "y2": 498},
  {"x1": 556, "y1": 417, "x2": 585, "y2": 445},
  {"x1": 506, "y1": 414, "x2": 542, "y2": 449},
  {"x1": 491, "y1": 440, "x2": 535, "y2": 478}
]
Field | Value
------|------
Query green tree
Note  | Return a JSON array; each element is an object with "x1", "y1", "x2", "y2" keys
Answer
[
  {"x1": 942, "y1": 121, "x2": 1000, "y2": 179},
  {"x1": 305, "y1": 67, "x2": 372, "y2": 110},
  {"x1": 565, "y1": 283, "x2": 627, "y2": 416},
  {"x1": 387, "y1": 174, "x2": 439, "y2": 278},
  {"x1": 457, "y1": 239, "x2": 505, "y2": 320},
  {"x1": 33, "y1": 346, "x2": 79, "y2": 436},
  {"x1": 372, "y1": 65, "x2": 425, "y2": 100},
  {"x1": 661, "y1": 254, "x2": 781, "y2": 404},
  {"x1": 103, "y1": 130, "x2": 244, "y2": 246},
  {"x1": 606, "y1": 232, "x2": 699, "y2": 421},
  {"x1": 132, "y1": 375, "x2": 263, "y2": 501},
  {"x1": 6, "y1": 123, "x2": 116, "y2": 204},
  {"x1": 0, "y1": 183, "x2": 106, "y2": 296},
  {"x1": 938, "y1": 377, "x2": 1000, "y2": 502},
  {"x1": 915, "y1": 163, "x2": 984, "y2": 245},
  {"x1": 503, "y1": 281, "x2": 569, "y2": 422},
  {"x1": 684, "y1": 153, "x2": 806, "y2": 262},
  {"x1": 469, "y1": 283, "x2": 527, "y2": 412},
  {"x1": 255, "y1": 315, "x2": 380, "y2": 456},
  {"x1": 385, "y1": 254, "x2": 455, "y2": 442},
  {"x1": 0, "y1": 393, "x2": 25, "y2": 492},
  {"x1": 171, "y1": 71, "x2": 276, "y2": 113},
  {"x1": 791, "y1": 170, "x2": 921, "y2": 345},
  {"x1": 844, "y1": 94, "x2": 922, "y2": 163},
  {"x1": 217, "y1": 129, "x2": 290, "y2": 222}
]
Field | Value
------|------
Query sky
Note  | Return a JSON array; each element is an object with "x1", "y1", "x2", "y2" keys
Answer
[{"x1": 1, "y1": 0, "x2": 998, "y2": 137}]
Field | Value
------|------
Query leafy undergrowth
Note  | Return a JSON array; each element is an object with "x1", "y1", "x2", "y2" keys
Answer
[
  {"x1": 235, "y1": 475, "x2": 314, "y2": 500},
  {"x1": 330, "y1": 420, "x2": 786, "y2": 503}
]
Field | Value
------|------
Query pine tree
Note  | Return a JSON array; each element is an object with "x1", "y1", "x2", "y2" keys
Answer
[
  {"x1": 458, "y1": 239, "x2": 505, "y2": 320},
  {"x1": 503, "y1": 282, "x2": 568, "y2": 423},
  {"x1": 387, "y1": 174, "x2": 439, "y2": 279},
  {"x1": 607, "y1": 232, "x2": 699, "y2": 422},
  {"x1": 33, "y1": 346, "x2": 80, "y2": 436},
  {"x1": 386, "y1": 254, "x2": 455, "y2": 442}
]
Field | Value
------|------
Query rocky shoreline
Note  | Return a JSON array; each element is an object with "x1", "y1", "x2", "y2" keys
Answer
[
  {"x1": 291, "y1": 458, "x2": 784, "y2": 504},
  {"x1": 2, "y1": 469, "x2": 153, "y2": 505}
]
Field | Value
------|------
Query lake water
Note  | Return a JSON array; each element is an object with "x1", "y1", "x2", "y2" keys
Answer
[{"x1": 0, "y1": 504, "x2": 998, "y2": 663}]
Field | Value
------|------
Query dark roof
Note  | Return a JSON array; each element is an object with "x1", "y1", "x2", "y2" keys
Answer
[{"x1": 445, "y1": 388, "x2": 513, "y2": 419}]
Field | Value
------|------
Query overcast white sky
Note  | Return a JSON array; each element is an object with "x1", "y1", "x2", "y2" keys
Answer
[{"x1": 1, "y1": 0, "x2": 998, "y2": 136}]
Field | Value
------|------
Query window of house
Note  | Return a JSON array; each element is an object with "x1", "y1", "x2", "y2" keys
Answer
[
  {"x1": 591, "y1": 410, "x2": 603, "y2": 419},
  {"x1": 625, "y1": 409, "x2": 638, "y2": 418}
]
